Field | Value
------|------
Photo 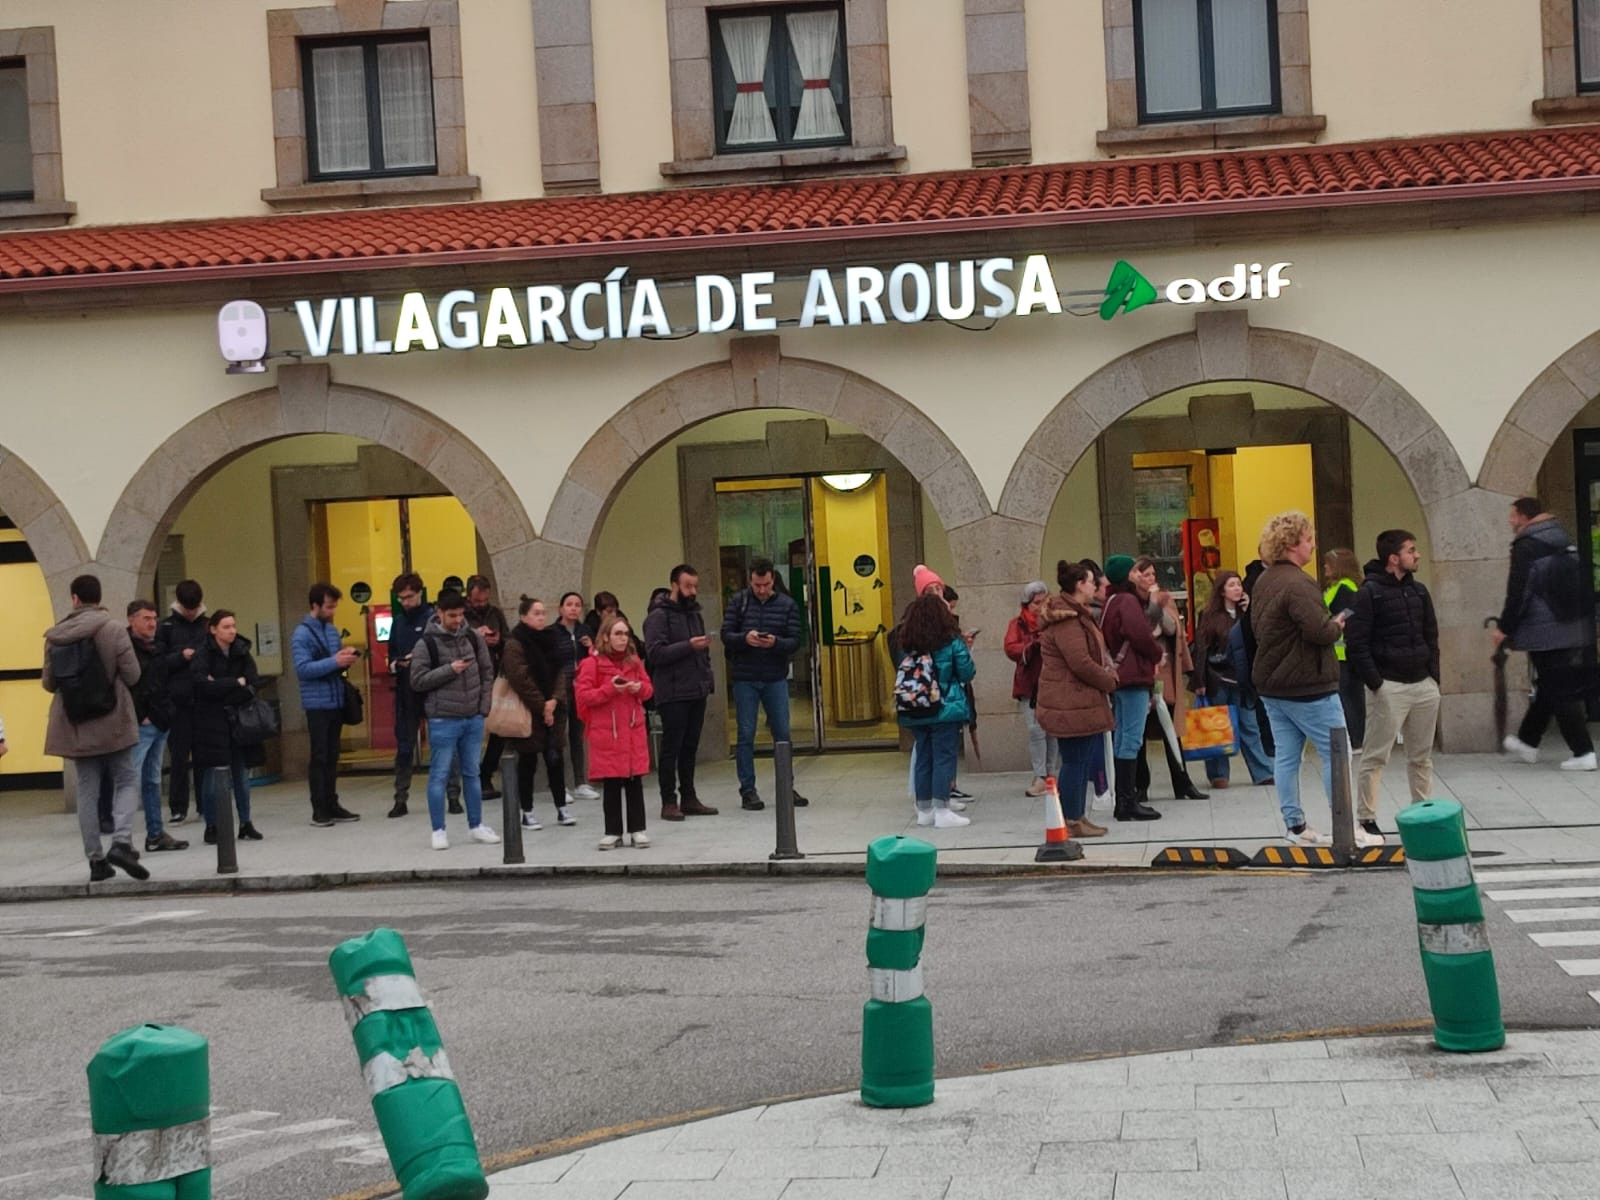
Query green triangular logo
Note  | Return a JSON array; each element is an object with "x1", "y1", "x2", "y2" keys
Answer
[{"x1": 1100, "y1": 260, "x2": 1159, "y2": 320}]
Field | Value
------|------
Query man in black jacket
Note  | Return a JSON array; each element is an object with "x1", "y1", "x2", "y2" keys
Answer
[
  {"x1": 153, "y1": 579, "x2": 210, "y2": 824},
  {"x1": 1346, "y1": 530, "x2": 1440, "y2": 849},
  {"x1": 1494, "y1": 497, "x2": 1595, "y2": 769},
  {"x1": 128, "y1": 599, "x2": 188, "y2": 852},
  {"x1": 721, "y1": 558, "x2": 810, "y2": 812},
  {"x1": 643, "y1": 564, "x2": 717, "y2": 820}
]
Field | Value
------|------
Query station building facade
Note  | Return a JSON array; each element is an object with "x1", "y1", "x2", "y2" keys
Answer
[{"x1": 4, "y1": 0, "x2": 1600, "y2": 783}]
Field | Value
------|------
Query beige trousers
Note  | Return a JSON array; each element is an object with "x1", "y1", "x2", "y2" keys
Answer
[{"x1": 1356, "y1": 677, "x2": 1441, "y2": 820}]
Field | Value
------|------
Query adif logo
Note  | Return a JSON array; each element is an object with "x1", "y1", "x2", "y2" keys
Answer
[{"x1": 1099, "y1": 260, "x2": 1292, "y2": 320}]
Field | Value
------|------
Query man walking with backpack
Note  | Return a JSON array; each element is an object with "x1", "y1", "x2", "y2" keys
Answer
[
  {"x1": 1345, "y1": 530, "x2": 1440, "y2": 847},
  {"x1": 1496, "y1": 497, "x2": 1595, "y2": 770},
  {"x1": 42, "y1": 574, "x2": 150, "y2": 882},
  {"x1": 721, "y1": 557, "x2": 809, "y2": 814}
]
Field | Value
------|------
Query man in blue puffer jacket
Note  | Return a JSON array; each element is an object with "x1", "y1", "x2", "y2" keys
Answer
[
  {"x1": 721, "y1": 557, "x2": 809, "y2": 812},
  {"x1": 292, "y1": 582, "x2": 362, "y2": 827}
]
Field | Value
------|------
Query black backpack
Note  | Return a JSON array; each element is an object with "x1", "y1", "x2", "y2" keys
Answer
[
  {"x1": 1535, "y1": 540, "x2": 1585, "y2": 623},
  {"x1": 51, "y1": 637, "x2": 117, "y2": 723}
]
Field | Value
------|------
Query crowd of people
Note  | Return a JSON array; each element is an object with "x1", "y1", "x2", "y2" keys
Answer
[{"x1": 25, "y1": 494, "x2": 1595, "y2": 881}]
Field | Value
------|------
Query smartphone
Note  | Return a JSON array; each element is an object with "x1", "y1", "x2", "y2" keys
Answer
[
  {"x1": 1337, "y1": 609, "x2": 1355, "y2": 622},
  {"x1": 613, "y1": 675, "x2": 627, "y2": 686}
]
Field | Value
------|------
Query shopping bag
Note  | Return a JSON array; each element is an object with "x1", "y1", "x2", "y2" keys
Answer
[
  {"x1": 484, "y1": 675, "x2": 533, "y2": 739},
  {"x1": 1181, "y1": 702, "x2": 1237, "y2": 761}
]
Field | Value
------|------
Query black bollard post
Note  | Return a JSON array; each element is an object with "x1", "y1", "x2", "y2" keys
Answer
[
  {"x1": 500, "y1": 750, "x2": 524, "y2": 865},
  {"x1": 1330, "y1": 725, "x2": 1355, "y2": 861},
  {"x1": 212, "y1": 768, "x2": 238, "y2": 875},
  {"x1": 770, "y1": 740, "x2": 804, "y2": 861}
]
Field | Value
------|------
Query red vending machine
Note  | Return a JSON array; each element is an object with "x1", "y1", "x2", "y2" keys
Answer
[
  {"x1": 367, "y1": 604, "x2": 397, "y2": 752},
  {"x1": 1181, "y1": 518, "x2": 1223, "y2": 613}
]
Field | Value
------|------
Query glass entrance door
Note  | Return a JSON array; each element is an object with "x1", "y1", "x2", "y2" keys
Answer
[
  {"x1": 1572, "y1": 431, "x2": 1600, "y2": 712},
  {"x1": 714, "y1": 472, "x2": 899, "y2": 751}
]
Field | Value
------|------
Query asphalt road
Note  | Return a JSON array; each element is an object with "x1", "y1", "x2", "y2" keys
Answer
[{"x1": 2, "y1": 869, "x2": 1597, "y2": 1200}]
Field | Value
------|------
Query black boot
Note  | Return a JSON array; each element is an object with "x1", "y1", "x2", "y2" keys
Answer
[
  {"x1": 1113, "y1": 758, "x2": 1161, "y2": 822},
  {"x1": 1135, "y1": 743, "x2": 1152, "y2": 804},
  {"x1": 1166, "y1": 739, "x2": 1209, "y2": 799}
]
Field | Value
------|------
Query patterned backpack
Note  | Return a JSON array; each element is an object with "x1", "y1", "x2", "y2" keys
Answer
[{"x1": 892, "y1": 650, "x2": 944, "y2": 717}]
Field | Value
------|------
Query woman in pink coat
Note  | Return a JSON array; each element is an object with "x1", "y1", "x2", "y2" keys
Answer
[{"x1": 574, "y1": 614, "x2": 655, "y2": 849}]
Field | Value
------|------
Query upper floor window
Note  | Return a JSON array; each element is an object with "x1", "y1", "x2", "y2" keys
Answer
[
  {"x1": 1580, "y1": 0, "x2": 1600, "y2": 92},
  {"x1": 301, "y1": 35, "x2": 436, "y2": 180},
  {"x1": 712, "y1": 4, "x2": 850, "y2": 154},
  {"x1": 0, "y1": 60, "x2": 29, "y2": 199},
  {"x1": 1135, "y1": 0, "x2": 1279, "y2": 122}
]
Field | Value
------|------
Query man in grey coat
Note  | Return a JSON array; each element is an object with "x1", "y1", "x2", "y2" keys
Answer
[
  {"x1": 409, "y1": 589, "x2": 501, "y2": 849},
  {"x1": 42, "y1": 574, "x2": 150, "y2": 881},
  {"x1": 1496, "y1": 496, "x2": 1595, "y2": 770}
]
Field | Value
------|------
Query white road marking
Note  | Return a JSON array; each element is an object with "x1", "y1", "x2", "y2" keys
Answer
[
  {"x1": 1556, "y1": 959, "x2": 1600, "y2": 976},
  {"x1": 1485, "y1": 886, "x2": 1600, "y2": 901},
  {"x1": 5, "y1": 909, "x2": 208, "y2": 940},
  {"x1": 1505, "y1": 906, "x2": 1600, "y2": 923},
  {"x1": 1474, "y1": 867, "x2": 1600, "y2": 883},
  {"x1": 1529, "y1": 930, "x2": 1600, "y2": 947}
]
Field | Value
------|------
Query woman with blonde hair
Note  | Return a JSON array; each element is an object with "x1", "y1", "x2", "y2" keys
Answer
[
  {"x1": 573, "y1": 613, "x2": 654, "y2": 849},
  {"x1": 1322, "y1": 547, "x2": 1365, "y2": 752}
]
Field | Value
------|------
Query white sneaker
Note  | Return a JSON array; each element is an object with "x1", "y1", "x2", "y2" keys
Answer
[
  {"x1": 598, "y1": 834, "x2": 621, "y2": 850},
  {"x1": 1503, "y1": 735, "x2": 1540, "y2": 764},
  {"x1": 566, "y1": 790, "x2": 580, "y2": 805},
  {"x1": 630, "y1": 831, "x2": 651, "y2": 848},
  {"x1": 470, "y1": 824, "x2": 501, "y2": 844},
  {"x1": 557, "y1": 806, "x2": 577, "y2": 826},
  {"x1": 520, "y1": 812, "x2": 542, "y2": 830},
  {"x1": 1354, "y1": 827, "x2": 1385, "y2": 849},
  {"x1": 430, "y1": 829, "x2": 449, "y2": 851},
  {"x1": 1024, "y1": 778, "x2": 1048, "y2": 798},
  {"x1": 1562, "y1": 752, "x2": 1598, "y2": 771},
  {"x1": 574, "y1": 784, "x2": 600, "y2": 801},
  {"x1": 947, "y1": 799, "x2": 969, "y2": 812},
  {"x1": 915, "y1": 810, "x2": 935, "y2": 826},
  {"x1": 1286, "y1": 826, "x2": 1332, "y2": 847},
  {"x1": 932, "y1": 808, "x2": 971, "y2": 828}
]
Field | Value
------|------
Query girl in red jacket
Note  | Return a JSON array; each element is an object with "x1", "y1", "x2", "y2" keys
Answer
[{"x1": 574, "y1": 614, "x2": 655, "y2": 849}]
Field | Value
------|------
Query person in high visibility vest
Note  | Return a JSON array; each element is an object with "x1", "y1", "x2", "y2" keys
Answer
[{"x1": 1322, "y1": 548, "x2": 1365, "y2": 754}]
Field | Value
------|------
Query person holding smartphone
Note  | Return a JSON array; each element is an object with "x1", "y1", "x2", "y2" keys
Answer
[
  {"x1": 552, "y1": 592, "x2": 601, "y2": 804},
  {"x1": 643, "y1": 565, "x2": 716, "y2": 820},
  {"x1": 574, "y1": 615, "x2": 654, "y2": 849},
  {"x1": 721, "y1": 557, "x2": 808, "y2": 814},
  {"x1": 1322, "y1": 547, "x2": 1366, "y2": 756}
]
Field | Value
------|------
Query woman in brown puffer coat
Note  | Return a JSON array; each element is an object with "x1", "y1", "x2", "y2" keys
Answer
[
  {"x1": 502, "y1": 596, "x2": 574, "y2": 831},
  {"x1": 1035, "y1": 562, "x2": 1119, "y2": 838}
]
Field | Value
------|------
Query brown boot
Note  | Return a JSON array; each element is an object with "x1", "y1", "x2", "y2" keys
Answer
[
  {"x1": 1067, "y1": 817, "x2": 1107, "y2": 838},
  {"x1": 680, "y1": 797, "x2": 720, "y2": 816},
  {"x1": 660, "y1": 803, "x2": 685, "y2": 822}
]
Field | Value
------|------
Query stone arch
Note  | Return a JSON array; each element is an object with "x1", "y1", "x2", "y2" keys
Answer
[
  {"x1": 0, "y1": 440, "x2": 91, "y2": 599},
  {"x1": 539, "y1": 338, "x2": 993, "y2": 585},
  {"x1": 997, "y1": 312, "x2": 1508, "y2": 752},
  {"x1": 92, "y1": 364, "x2": 539, "y2": 597},
  {"x1": 1477, "y1": 329, "x2": 1600, "y2": 499}
]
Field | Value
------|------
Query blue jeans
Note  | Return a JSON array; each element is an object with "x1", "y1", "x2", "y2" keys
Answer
[
  {"x1": 427, "y1": 715, "x2": 485, "y2": 832},
  {"x1": 1111, "y1": 688, "x2": 1150, "y2": 759},
  {"x1": 1260, "y1": 694, "x2": 1346, "y2": 830},
  {"x1": 1204, "y1": 686, "x2": 1274, "y2": 785},
  {"x1": 733, "y1": 679, "x2": 791, "y2": 792},
  {"x1": 201, "y1": 749, "x2": 252, "y2": 825},
  {"x1": 131, "y1": 722, "x2": 168, "y2": 840},
  {"x1": 1055, "y1": 734, "x2": 1098, "y2": 821},
  {"x1": 909, "y1": 722, "x2": 961, "y2": 811}
]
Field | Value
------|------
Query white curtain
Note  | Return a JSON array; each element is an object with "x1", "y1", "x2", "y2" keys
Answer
[
  {"x1": 1140, "y1": 0, "x2": 1203, "y2": 115},
  {"x1": 0, "y1": 66, "x2": 30, "y2": 195},
  {"x1": 1211, "y1": 0, "x2": 1273, "y2": 110},
  {"x1": 720, "y1": 15, "x2": 776, "y2": 145},
  {"x1": 311, "y1": 45, "x2": 370, "y2": 172},
  {"x1": 787, "y1": 9, "x2": 844, "y2": 141},
  {"x1": 1582, "y1": 0, "x2": 1600, "y2": 87},
  {"x1": 377, "y1": 40, "x2": 437, "y2": 169}
]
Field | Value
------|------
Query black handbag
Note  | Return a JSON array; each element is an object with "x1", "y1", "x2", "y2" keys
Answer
[
  {"x1": 341, "y1": 680, "x2": 365, "y2": 726},
  {"x1": 230, "y1": 694, "x2": 280, "y2": 746}
]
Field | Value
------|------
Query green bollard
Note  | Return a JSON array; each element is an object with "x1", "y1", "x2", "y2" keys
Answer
[
  {"x1": 1396, "y1": 799, "x2": 1505, "y2": 1053},
  {"x1": 329, "y1": 928, "x2": 489, "y2": 1200},
  {"x1": 861, "y1": 835, "x2": 937, "y2": 1107},
  {"x1": 86, "y1": 1024, "x2": 211, "y2": 1199}
]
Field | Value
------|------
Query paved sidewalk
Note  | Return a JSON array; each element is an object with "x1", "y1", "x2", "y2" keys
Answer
[
  {"x1": 2, "y1": 747, "x2": 1600, "y2": 898},
  {"x1": 485, "y1": 1029, "x2": 1600, "y2": 1199}
]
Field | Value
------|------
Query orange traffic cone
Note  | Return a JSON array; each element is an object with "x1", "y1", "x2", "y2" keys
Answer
[{"x1": 1036, "y1": 775, "x2": 1084, "y2": 862}]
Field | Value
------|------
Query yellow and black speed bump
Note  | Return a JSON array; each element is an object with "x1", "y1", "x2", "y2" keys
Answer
[
  {"x1": 1347, "y1": 845, "x2": 1406, "y2": 867},
  {"x1": 1151, "y1": 847, "x2": 1252, "y2": 869},
  {"x1": 1250, "y1": 845, "x2": 1347, "y2": 869}
]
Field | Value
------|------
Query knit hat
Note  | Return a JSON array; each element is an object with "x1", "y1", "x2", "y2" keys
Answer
[
  {"x1": 1105, "y1": 554, "x2": 1135, "y2": 585},
  {"x1": 913, "y1": 564, "x2": 945, "y2": 597}
]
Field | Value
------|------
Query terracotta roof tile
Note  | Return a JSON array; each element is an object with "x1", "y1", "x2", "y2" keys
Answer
[{"x1": 4, "y1": 125, "x2": 1600, "y2": 291}]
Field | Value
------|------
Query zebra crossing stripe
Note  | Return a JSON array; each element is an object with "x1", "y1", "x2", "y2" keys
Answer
[
  {"x1": 1485, "y1": 886, "x2": 1600, "y2": 901},
  {"x1": 1556, "y1": 959, "x2": 1600, "y2": 976},
  {"x1": 1505, "y1": 906, "x2": 1600, "y2": 923},
  {"x1": 1474, "y1": 867, "x2": 1600, "y2": 884},
  {"x1": 1529, "y1": 930, "x2": 1600, "y2": 947}
]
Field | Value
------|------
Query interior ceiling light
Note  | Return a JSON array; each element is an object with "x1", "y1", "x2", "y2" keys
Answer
[{"x1": 821, "y1": 472, "x2": 874, "y2": 493}]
